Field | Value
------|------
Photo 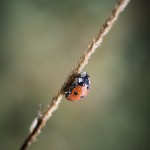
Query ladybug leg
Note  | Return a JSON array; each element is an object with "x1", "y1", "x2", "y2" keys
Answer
[{"x1": 80, "y1": 96, "x2": 85, "y2": 99}]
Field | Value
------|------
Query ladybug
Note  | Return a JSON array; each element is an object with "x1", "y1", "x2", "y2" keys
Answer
[{"x1": 64, "y1": 72, "x2": 90, "y2": 101}]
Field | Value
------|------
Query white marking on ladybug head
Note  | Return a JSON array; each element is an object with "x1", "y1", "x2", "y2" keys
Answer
[
  {"x1": 78, "y1": 77, "x2": 83, "y2": 83},
  {"x1": 80, "y1": 72, "x2": 86, "y2": 77}
]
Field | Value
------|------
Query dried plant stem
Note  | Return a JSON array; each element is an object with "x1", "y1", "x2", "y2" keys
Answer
[{"x1": 20, "y1": 0, "x2": 130, "y2": 149}]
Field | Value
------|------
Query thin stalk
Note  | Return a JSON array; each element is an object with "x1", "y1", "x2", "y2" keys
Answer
[{"x1": 20, "y1": 0, "x2": 130, "y2": 149}]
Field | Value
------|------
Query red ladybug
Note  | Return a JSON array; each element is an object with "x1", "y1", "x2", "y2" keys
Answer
[{"x1": 64, "y1": 72, "x2": 90, "y2": 101}]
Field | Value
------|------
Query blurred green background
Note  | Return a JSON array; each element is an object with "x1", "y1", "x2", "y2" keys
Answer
[{"x1": 0, "y1": 0, "x2": 149, "y2": 150}]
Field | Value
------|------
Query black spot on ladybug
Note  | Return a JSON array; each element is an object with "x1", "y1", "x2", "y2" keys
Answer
[{"x1": 74, "y1": 91, "x2": 78, "y2": 95}]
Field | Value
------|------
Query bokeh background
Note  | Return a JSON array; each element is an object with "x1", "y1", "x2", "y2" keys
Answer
[{"x1": 0, "y1": 0, "x2": 149, "y2": 150}]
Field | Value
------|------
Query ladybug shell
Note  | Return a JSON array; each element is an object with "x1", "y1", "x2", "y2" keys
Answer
[{"x1": 66, "y1": 85, "x2": 89, "y2": 101}]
